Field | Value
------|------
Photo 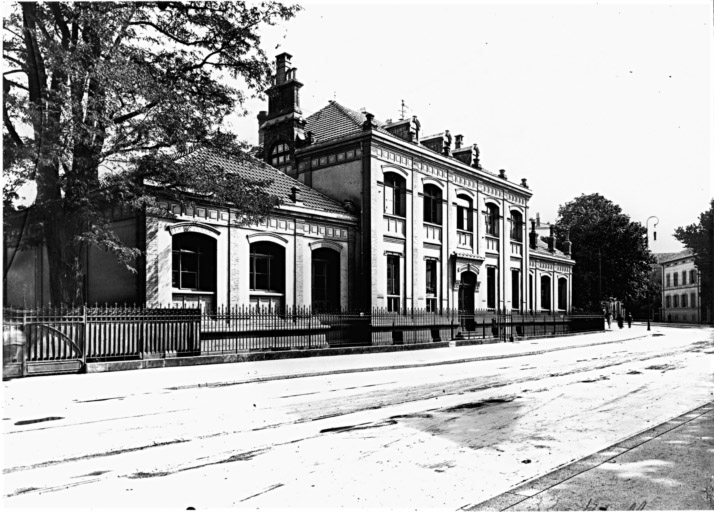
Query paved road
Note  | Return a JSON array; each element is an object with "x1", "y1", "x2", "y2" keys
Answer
[{"x1": 3, "y1": 325, "x2": 713, "y2": 510}]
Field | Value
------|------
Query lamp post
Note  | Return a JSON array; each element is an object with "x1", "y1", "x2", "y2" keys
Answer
[{"x1": 646, "y1": 216, "x2": 659, "y2": 331}]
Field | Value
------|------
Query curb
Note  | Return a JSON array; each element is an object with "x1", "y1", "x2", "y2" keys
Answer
[{"x1": 91, "y1": 333, "x2": 651, "y2": 387}]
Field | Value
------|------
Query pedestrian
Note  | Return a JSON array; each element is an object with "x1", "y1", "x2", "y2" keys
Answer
[
  {"x1": 617, "y1": 313, "x2": 624, "y2": 329},
  {"x1": 605, "y1": 311, "x2": 612, "y2": 330},
  {"x1": 627, "y1": 313, "x2": 633, "y2": 328}
]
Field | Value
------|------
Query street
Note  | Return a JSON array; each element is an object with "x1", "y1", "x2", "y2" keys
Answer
[{"x1": 3, "y1": 326, "x2": 713, "y2": 510}]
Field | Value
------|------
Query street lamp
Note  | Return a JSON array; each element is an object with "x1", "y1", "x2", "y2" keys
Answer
[{"x1": 646, "y1": 216, "x2": 659, "y2": 331}]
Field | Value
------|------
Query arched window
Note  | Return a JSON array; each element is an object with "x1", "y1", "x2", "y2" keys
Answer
[
  {"x1": 510, "y1": 210, "x2": 524, "y2": 242},
  {"x1": 171, "y1": 233, "x2": 216, "y2": 292},
  {"x1": 541, "y1": 275, "x2": 551, "y2": 310},
  {"x1": 557, "y1": 277, "x2": 567, "y2": 310},
  {"x1": 312, "y1": 248, "x2": 340, "y2": 312},
  {"x1": 270, "y1": 142, "x2": 292, "y2": 173},
  {"x1": 423, "y1": 184, "x2": 442, "y2": 225},
  {"x1": 456, "y1": 195, "x2": 473, "y2": 232},
  {"x1": 250, "y1": 242, "x2": 285, "y2": 293},
  {"x1": 486, "y1": 203, "x2": 499, "y2": 236},
  {"x1": 384, "y1": 173, "x2": 406, "y2": 217}
]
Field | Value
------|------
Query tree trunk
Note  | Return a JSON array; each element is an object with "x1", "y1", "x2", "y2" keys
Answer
[{"x1": 44, "y1": 214, "x2": 85, "y2": 306}]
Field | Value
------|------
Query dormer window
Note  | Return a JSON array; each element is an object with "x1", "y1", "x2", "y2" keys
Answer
[{"x1": 270, "y1": 142, "x2": 292, "y2": 173}]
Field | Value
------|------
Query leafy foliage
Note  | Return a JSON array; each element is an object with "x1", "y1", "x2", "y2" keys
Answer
[
  {"x1": 3, "y1": 1, "x2": 300, "y2": 304},
  {"x1": 553, "y1": 193, "x2": 655, "y2": 312},
  {"x1": 674, "y1": 199, "x2": 714, "y2": 321}
]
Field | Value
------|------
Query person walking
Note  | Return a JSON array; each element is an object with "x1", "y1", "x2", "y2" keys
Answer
[
  {"x1": 617, "y1": 313, "x2": 624, "y2": 329},
  {"x1": 605, "y1": 311, "x2": 612, "y2": 330},
  {"x1": 627, "y1": 313, "x2": 633, "y2": 328}
]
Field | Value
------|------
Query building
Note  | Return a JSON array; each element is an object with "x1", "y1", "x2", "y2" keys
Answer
[
  {"x1": 4, "y1": 52, "x2": 574, "y2": 318},
  {"x1": 256, "y1": 52, "x2": 574, "y2": 313},
  {"x1": 660, "y1": 249, "x2": 701, "y2": 323},
  {"x1": 4, "y1": 151, "x2": 358, "y2": 311}
]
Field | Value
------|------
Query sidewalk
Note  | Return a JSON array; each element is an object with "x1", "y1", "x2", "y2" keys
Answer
[
  {"x1": 468, "y1": 401, "x2": 714, "y2": 510},
  {"x1": 78, "y1": 325, "x2": 654, "y2": 389}
]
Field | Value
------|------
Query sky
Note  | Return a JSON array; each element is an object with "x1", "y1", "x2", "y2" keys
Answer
[{"x1": 228, "y1": 0, "x2": 713, "y2": 254}]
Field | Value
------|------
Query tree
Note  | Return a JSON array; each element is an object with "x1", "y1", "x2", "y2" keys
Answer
[
  {"x1": 553, "y1": 193, "x2": 655, "y2": 312},
  {"x1": 674, "y1": 199, "x2": 714, "y2": 323},
  {"x1": 3, "y1": 1, "x2": 301, "y2": 305}
]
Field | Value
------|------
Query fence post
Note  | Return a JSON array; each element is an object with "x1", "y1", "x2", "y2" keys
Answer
[
  {"x1": 22, "y1": 309, "x2": 28, "y2": 377},
  {"x1": 82, "y1": 305, "x2": 88, "y2": 369}
]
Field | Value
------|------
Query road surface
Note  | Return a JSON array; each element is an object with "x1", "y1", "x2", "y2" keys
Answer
[{"x1": 3, "y1": 325, "x2": 713, "y2": 510}]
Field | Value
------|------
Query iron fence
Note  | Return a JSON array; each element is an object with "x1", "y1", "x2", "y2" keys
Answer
[{"x1": 4, "y1": 305, "x2": 604, "y2": 378}]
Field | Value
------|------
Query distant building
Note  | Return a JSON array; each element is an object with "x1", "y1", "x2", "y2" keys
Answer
[{"x1": 659, "y1": 249, "x2": 701, "y2": 323}]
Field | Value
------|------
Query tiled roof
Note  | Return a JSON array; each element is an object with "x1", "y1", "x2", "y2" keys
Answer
[
  {"x1": 303, "y1": 101, "x2": 511, "y2": 182},
  {"x1": 178, "y1": 148, "x2": 352, "y2": 215},
  {"x1": 657, "y1": 249, "x2": 694, "y2": 263},
  {"x1": 304, "y1": 100, "x2": 388, "y2": 144},
  {"x1": 530, "y1": 238, "x2": 571, "y2": 259}
]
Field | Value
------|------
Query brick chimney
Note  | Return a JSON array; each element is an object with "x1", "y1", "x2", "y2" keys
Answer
[
  {"x1": 563, "y1": 230, "x2": 572, "y2": 256},
  {"x1": 454, "y1": 134, "x2": 464, "y2": 150},
  {"x1": 548, "y1": 225, "x2": 555, "y2": 253},
  {"x1": 275, "y1": 52, "x2": 292, "y2": 85}
]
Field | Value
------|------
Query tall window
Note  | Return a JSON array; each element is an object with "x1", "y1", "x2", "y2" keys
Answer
[
  {"x1": 172, "y1": 233, "x2": 216, "y2": 291},
  {"x1": 673, "y1": 295, "x2": 679, "y2": 307},
  {"x1": 511, "y1": 269, "x2": 520, "y2": 311},
  {"x1": 682, "y1": 293, "x2": 688, "y2": 308},
  {"x1": 682, "y1": 271, "x2": 686, "y2": 285},
  {"x1": 425, "y1": 259, "x2": 438, "y2": 312},
  {"x1": 270, "y1": 142, "x2": 292, "y2": 173},
  {"x1": 558, "y1": 277, "x2": 567, "y2": 310},
  {"x1": 387, "y1": 255, "x2": 400, "y2": 312},
  {"x1": 486, "y1": 203, "x2": 499, "y2": 236},
  {"x1": 666, "y1": 295, "x2": 671, "y2": 308},
  {"x1": 690, "y1": 270, "x2": 696, "y2": 283},
  {"x1": 673, "y1": 273, "x2": 679, "y2": 287},
  {"x1": 249, "y1": 242, "x2": 285, "y2": 292},
  {"x1": 691, "y1": 292, "x2": 696, "y2": 308},
  {"x1": 312, "y1": 248, "x2": 340, "y2": 312},
  {"x1": 541, "y1": 275, "x2": 551, "y2": 311},
  {"x1": 423, "y1": 184, "x2": 442, "y2": 225},
  {"x1": 487, "y1": 266, "x2": 497, "y2": 309},
  {"x1": 456, "y1": 195, "x2": 473, "y2": 232},
  {"x1": 384, "y1": 173, "x2": 406, "y2": 217},
  {"x1": 666, "y1": 274, "x2": 670, "y2": 288},
  {"x1": 510, "y1": 210, "x2": 524, "y2": 242}
]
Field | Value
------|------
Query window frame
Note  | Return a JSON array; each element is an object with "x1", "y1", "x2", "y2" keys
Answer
[
  {"x1": 509, "y1": 210, "x2": 524, "y2": 242},
  {"x1": 384, "y1": 173, "x2": 407, "y2": 218},
  {"x1": 386, "y1": 254, "x2": 401, "y2": 312},
  {"x1": 249, "y1": 242, "x2": 285, "y2": 293},
  {"x1": 486, "y1": 203, "x2": 499, "y2": 237},
  {"x1": 422, "y1": 184, "x2": 443, "y2": 225}
]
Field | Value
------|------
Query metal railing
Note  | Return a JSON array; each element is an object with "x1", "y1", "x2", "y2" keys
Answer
[{"x1": 3, "y1": 305, "x2": 604, "y2": 378}]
